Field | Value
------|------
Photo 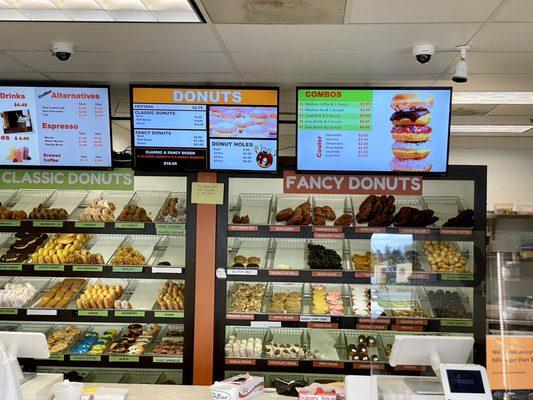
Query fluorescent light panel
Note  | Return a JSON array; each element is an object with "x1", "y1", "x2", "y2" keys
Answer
[
  {"x1": 453, "y1": 92, "x2": 533, "y2": 104},
  {"x1": 451, "y1": 125, "x2": 533, "y2": 133},
  {"x1": 0, "y1": 0, "x2": 200, "y2": 20}
]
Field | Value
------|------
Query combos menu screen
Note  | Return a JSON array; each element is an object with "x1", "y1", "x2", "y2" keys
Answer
[
  {"x1": 0, "y1": 86, "x2": 111, "y2": 168},
  {"x1": 131, "y1": 87, "x2": 279, "y2": 171},
  {"x1": 297, "y1": 88, "x2": 451, "y2": 173}
]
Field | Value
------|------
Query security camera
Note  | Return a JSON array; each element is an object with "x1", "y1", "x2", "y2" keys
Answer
[
  {"x1": 452, "y1": 46, "x2": 469, "y2": 83},
  {"x1": 51, "y1": 42, "x2": 74, "y2": 61},
  {"x1": 412, "y1": 44, "x2": 435, "y2": 64}
]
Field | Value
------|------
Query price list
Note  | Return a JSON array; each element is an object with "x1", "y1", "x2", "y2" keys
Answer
[{"x1": 298, "y1": 100, "x2": 373, "y2": 132}]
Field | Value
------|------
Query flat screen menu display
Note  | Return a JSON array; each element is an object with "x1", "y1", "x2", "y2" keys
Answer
[
  {"x1": 0, "y1": 85, "x2": 112, "y2": 168},
  {"x1": 131, "y1": 86, "x2": 279, "y2": 171},
  {"x1": 296, "y1": 87, "x2": 452, "y2": 173}
]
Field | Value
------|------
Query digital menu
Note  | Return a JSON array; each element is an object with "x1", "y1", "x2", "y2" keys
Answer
[
  {"x1": 131, "y1": 86, "x2": 279, "y2": 171},
  {"x1": 0, "y1": 85, "x2": 112, "y2": 168},
  {"x1": 297, "y1": 88, "x2": 452, "y2": 173}
]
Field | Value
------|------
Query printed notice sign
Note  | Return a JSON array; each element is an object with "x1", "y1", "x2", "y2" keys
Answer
[{"x1": 486, "y1": 335, "x2": 533, "y2": 390}]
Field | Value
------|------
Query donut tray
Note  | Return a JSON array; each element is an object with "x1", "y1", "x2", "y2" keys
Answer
[
  {"x1": 312, "y1": 195, "x2": 354, "y2": 226},
  {"x1": 145, "y1": 324, "x2": 184, "y2": 360},
  {"x1": 421, "y1": 196, "x2": 466, "y2": 228},
  {"x1": 271, "y1": 195, "x2": 311, "y2": 225},
  {"x1": 308, "y1": 329, "x2": 344, "y2": 361},
  {"x1": 150, "y1": 235, "x2": 185, "y2": 267},
  {"x1": 71, "y1": 190, "x2": 135, "y2": 221},
  {"x1": 343, "y1": 330, "x2": 386, "y2": 364},
  {"x1": 108, "y1": 235, "x2": 160, "y2": 266},
  {"x1": 270, "y1": 238, "x2": 306, "y2": 270},
  {"x1": 307, "y1": 238, "x2": 351, "y2": 270},
  {"x1": 7, "y1": 190, "x2": 56, "y2": 215},
  {"x1": 265, "y1": 282, "x2": 304, "y2": 315},
  {"x1": 46, "y1": 191, "x2": 90, "y2": 216},
  {"x1": 46, "y1": 324, "x2": 89, "y2": 354},
  {"x1": 122, "y1": 190, "x2": 171, "y2": 222},
  {"x1": 231, "y1": 193, "x2": 274, "y2": 225},
  {"x1": 151, "y1": 280, "x2": 185, "y2": 312},
  {"x1": 0, "y1": 190, "x2": 18, "y2": 206},
  {"x1": 306, "y1": 283, "x2": 348, "y2": 316},
  {"x1": 228, "y1": 237, "x2": 270, "y2": 269},
  {"x1": 155, "y1": 191, "x2": 186, "y2": 224}
]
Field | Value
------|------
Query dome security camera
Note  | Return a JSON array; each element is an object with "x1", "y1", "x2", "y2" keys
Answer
[
  {"x1": 412, "y1": 44, "x2": 435, "y2": 64},
  {"x1": 452, "y1": 46, "x2": 469, "y2": 83},
  {"x1": 51, "y1": 42, "x2": 74, "y2": 61}
]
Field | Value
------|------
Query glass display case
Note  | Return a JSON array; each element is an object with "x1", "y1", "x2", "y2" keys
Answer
[
  {"x1": 214, "y1": 165, "x2": 487, "y2": 385},
  {"x1": 0, "y1": 178, "x2": 195, "y2": 385}
]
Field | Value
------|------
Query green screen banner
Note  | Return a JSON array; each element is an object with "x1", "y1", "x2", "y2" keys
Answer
[
  {"x1": 298, "y1": 89, "x2": 373, "y2": 102},
  {"x1": 0, "y1": 168, "x2": 134, "y2": 190}
]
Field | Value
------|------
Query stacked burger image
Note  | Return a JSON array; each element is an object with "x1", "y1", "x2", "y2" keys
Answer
[{"x1": 389, "y1": 93, "x2": 434, "y2": 172}]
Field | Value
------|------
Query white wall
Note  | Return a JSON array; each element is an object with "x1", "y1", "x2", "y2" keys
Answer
[{"x1": 449, "y1": 138, "x2": 533, "y2": 209}]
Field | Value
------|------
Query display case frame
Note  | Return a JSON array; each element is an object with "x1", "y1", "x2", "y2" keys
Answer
[
  {"x1": 0, "y1": 171, "x2": 197, "y2": 385},
  {"x1": 213, "y1": 164, "x2": 487, "y2": 381}
]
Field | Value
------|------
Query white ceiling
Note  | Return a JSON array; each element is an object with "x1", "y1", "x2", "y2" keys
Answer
[{"x1": 0, "y1": 0, "x2": 532, "y2": 136}]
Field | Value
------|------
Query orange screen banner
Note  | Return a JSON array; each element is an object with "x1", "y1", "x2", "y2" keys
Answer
[
  {"x1": 132, "y1": 87, "x2": 278, "y2": 106},
  {"x1": 283, "y1": 170, "x2": 423, "y2": 195},
  {"x1": 486, "y1": 335, "x2": 533, "y2": 390}
]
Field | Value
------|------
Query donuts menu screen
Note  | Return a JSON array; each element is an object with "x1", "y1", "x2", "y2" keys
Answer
[
  {"x1": 0, "y1": 85, "x2": 112, "y2": 168},
  {"x1": 296, "y1": 87, "x2": 452, "y2": 173},
  {"x1": 131, "y1": 86, "x2": 279, "y2": 171}
]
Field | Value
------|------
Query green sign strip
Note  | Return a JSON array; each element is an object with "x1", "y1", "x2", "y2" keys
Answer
[
  {"x1": 441, "y1": 320, "x2": 473, "y2": 327},
  {"x1": 0, "y1": 220, "x2": 20, "y2": 227},
  {"x1": 75, "y1": 221, "x2": 105, "y2": 228},
  {"x1": 32, "y1": 220, "x2": 64, "y2": 228},
  {"x1": 0, "y1": 308, "x2": 17, "y2": 315},
  {"x1": 154, "y1": 311, "x2": 184, "y2": 318},
  {"x1": 109, "y1": 356, "x2": 139, "y2": 363},
  {"x1": 152, "y1": 356, "x2": 182, "y2": 364},
  {"x1": 48, "y1": 354, "x2": 65, "y2": 361},
  {"x1": 112, "y1": 266, "x2": 143, "y2": 273},
  {"x1": 72, "y1": 265, "x2": 104, "y2": 272},
  {"x1": 34, "y1": 264, "x2": 65, "y2": 272},
  {"x1": 0, "y1": 264, "x2": 22, "y2": 271},
  {"x1": 115, "y1": 222, "x2": 145, "y2": 229},
  {"x1": 70, "y1": 355, "x2": 101, "y2": 362},
  {"x1": 78, "y1": 310, "x2": 108, "y2": 317},
  {"x1": 0, "y1": 168, "x2": 134, "y2": 190},
  {"x1": 442, "y1": 273, "x2": 474, "y2": 281},
  {"x1": 115, "y1": 310, "x2": 145, "y2": 318},
  {"x1": 156, "y1": 223, "x2": 185, "y2": 235}
]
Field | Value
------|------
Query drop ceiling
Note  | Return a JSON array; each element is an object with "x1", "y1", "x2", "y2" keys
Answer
[{"x1": 0, "y1": 0, "x2": 532, "y2": 136}]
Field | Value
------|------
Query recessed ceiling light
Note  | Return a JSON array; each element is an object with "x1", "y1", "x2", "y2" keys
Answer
[
  {"x1": 453, "y1": 92, "x2": 533, "y2": 104},
  {"x1": 0, "y1": 0, "x2": 201, "y2": 21},
  {"x1": 451, "y1": 125, "x2": 533, "y2": 133}
]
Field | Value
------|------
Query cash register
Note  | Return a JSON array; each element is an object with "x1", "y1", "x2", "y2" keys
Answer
[
  {"x1": 0, "y1": 331, "x2": 62, "y2": 400},
  {"x1": 346, "y1": 335, "x2": 492, "y2": 400}
]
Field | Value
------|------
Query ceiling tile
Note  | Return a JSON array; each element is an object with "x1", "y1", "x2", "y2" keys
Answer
[
  {"x1": 0, "y1": 71, "x2": 49, "y2": 80},
  {"x1": 452, "y1": 104, "x2": 497, "y2": 116},
  {"x1": 473, "y1": 23, "x2": 533, "y2": 51},
  {"x1": 0, "y1": 52, "x2": 34, "y2": 71},
  {"x1": 487, "y1": 104, "x2": 533, "y2": 116},
  {"x1": 216, "y1": 23, "x2": 482, "y2": 53},
  {"x1": 348, "y1": 0, "x2": 501, "y2": 23},
  {"x1": 6, "y1": 51, "x2": 235, "y2": 74},
  {"x1": 0, "y1": 9, "x2": 28, "y2": 18},
  {"x1": 494, "y1": 0, "x2": 533, "y2": 21},
  {"x1": 201, "y1": 0, "x2": 346, "y2": 24},
  {"x1": 19, "y1": 9, "x2": 71, "y2": 19},
  {"x1": 107, "y1": 10, "x2": 156, "y2": 21},
  {"x1": 62, "y1": 9, "x2": 113, "y2": 20},
  {"x1": 0, "y1": 22, "x2": 222, "y2": 52},
  {"x1": 232, "y1": 52, "x2": 454, "y2": 75}
]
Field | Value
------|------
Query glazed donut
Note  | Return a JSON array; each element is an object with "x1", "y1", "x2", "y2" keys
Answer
[
  {"x1": 390, "y1": 157, "x2": 432, "y2": 172},
  {"x1": 211, "y1": 122, "x2": 238, "y2": 136},
  {"x1": 392, "y1": 141, "x2": 431, "y2": 160},
  {"x1": 390, "y1": 110, "x2": 431, "y2": 126},
  {"x1": 391, "y1": 93, "x2": 434, "y2": 112},
  {"x1": 391, "y1": 126, "x2": 432, "y2": 142}
]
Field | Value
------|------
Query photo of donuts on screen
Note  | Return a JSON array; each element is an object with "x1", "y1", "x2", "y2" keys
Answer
[
  {"x1": 389, "y1": 93, "x2": 433, "y2": 173},
  {"x1": 209, "y1": 106, "x2": 277, "y2": 139}
]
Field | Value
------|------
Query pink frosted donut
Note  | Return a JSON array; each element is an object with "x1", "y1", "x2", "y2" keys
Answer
[{"x1": 389, "y1": 157, "x2": 432, "y2": 172}]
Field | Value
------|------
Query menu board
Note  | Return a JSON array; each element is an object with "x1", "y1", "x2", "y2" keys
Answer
[
  {"x1": 131, "y1": 86, "x2": 279, "y2": 171},
  {"x1": 0, "y1": 85, "x2": 111, "y2": 168},
  {"x1": 297, "y1": 88, "x2": 452, "y2": 173}
]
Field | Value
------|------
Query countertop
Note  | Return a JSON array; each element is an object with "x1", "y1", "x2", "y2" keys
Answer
[{"x1": 82, "y1": 384, "x2": 290, "y2": 400}]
